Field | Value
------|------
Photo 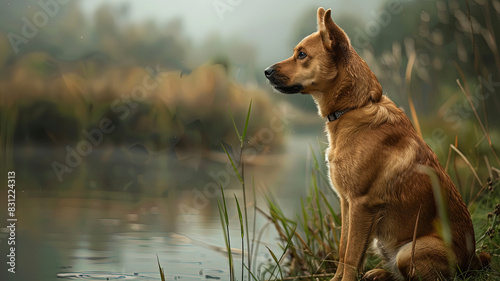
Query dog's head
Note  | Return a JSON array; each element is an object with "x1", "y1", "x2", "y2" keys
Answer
[
  {"x1": 264, "y1": 8, "x2": 350, "y2": 95},
  {"x1": 265, "y1": 8, "x2": 382, "y2": 116}
]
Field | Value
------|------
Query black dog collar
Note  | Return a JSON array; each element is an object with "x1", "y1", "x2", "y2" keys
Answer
[{"x1": 327, "y1": 109, "x2": 351, "y2": 122}]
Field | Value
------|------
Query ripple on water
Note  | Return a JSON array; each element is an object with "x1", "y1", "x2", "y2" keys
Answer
[
  {"x1": 56, "y1": 270, "x2": 225, "y2": 280},
  {"x1": 57, "y1": 272, "x2": 158, "y2": 280}
]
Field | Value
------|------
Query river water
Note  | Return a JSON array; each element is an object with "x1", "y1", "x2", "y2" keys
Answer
[{"x1": 0, "y1": 132, "x2": 332, "y2": 281}]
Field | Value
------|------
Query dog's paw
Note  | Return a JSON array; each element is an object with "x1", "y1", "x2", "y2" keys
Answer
[{"x1": 362, "y1": 269, "x2": 394, "y2": 281}]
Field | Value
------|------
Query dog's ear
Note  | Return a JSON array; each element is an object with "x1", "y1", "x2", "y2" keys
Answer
[
  {"x1": 317, "y1": 7, "x2": 326, "y2": 25},
  {"x1": 317, "y1": 8, "x2": 331, "y2": 50},
  {"x1": 318, "y1": 9, "x2": 350, "y2": 52}
]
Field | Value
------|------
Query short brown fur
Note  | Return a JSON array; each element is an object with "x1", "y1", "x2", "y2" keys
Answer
[{"x1": 264, "y1": 7, "x2": 488, "y2": 281}]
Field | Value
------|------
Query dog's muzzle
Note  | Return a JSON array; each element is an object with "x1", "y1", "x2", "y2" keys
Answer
[{"x1": 264, "y1": 65, "x2": 304, "y2": 94}]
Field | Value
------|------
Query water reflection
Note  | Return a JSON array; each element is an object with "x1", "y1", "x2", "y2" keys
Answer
[
  {"x1": 3, "y1": 195, "x2": 254, "y2": 281},
  {"x1": 1, "y1": 133, "x2": 324, "y2": 281}
]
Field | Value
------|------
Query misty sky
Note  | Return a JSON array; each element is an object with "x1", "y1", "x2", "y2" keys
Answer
[{"x1": 79, "y1": 0, "x2": 383, "y2": 67}]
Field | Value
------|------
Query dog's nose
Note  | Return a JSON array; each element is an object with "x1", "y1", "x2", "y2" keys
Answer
[{"x1": 264, "y1": 66, "x2": 275, "y2": 78}]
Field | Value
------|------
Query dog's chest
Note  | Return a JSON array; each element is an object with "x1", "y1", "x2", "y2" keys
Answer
[
  {"x1": 326, "y1": 162, "x2": 342, "y2": 197},
  {"x1": 325, "y1": 131, "x2": 375, "y2": 198},
  {"x1": 325, "y1": 144, "x2": 354, "y2": 197}
]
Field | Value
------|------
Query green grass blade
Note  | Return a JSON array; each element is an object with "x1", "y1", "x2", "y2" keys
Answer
[
  {"x1": 261, "y1": 264, "x2": 276, "y2": 281},
  {"x1": 217, "y1": 197, "x2": 234, "y2": 281},
  {"x1": 300, "y1": 198, "x2": 311, "y2": 244},
  {"x1": 417, "y1": 165, "x2": 452, "y2": 248},
  {"x1": 234, "y1": 194, "x2": 244, "y2": 281},
  {"x1": 241, "y1": 162, "x2": 251, "y2": 281},
  {"x1": 310, "y1": 144, "x2": 320, "y2": 170},
  {"x1": 309, "y1": 143, "x2": 334, "y2": 192},
  {"x1": 266, "y1": 246, "x2": 283, "y2": 281},
  {"x1": 265, "y1": 195, "x2": 296, "y2": 237},
  {"x1": 250, "y1": 178, "x2": 258, "y2": 278},
  {"x1": 220, "y1": 185, "x2": 229, "y2": 225},
  {"x1": 221, "y1": 141, "x2": 243, "y2": 184},
  {"x1": 241, "y1": 100, "x2": 252, "y2": 144},
  {"x1": 229, "y1": 108, "x2": 241, "y2": 141},
  {"x1": 217, "y1": 199, "x2": 229, "y2": 250},
  {"x1": 234, "y1": 194, "x2": 244, "y2": 238},
  {"x1": 243, "y1": 263, "x2": 259, "y2": 281},
  {"x1": 267, "y1": 226, "x2": 296, "y2": 280},
  {"x1": 320, "y1": 190, "x2": 341, "y2": 227},
  {"x1": 312, "y1": 174, "x2": 325, "y2": 240},
  {"x1": 156, "y1": 254, "x2": 166, "y2": 281}
]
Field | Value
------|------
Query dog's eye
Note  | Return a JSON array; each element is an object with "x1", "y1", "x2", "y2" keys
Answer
[{"x1": 297, "y1": 51, "x2": 307, "y2": 59}]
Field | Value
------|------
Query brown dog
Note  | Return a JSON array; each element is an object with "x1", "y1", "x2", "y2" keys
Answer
[{"x1": 265, "y1": 7, "x2": 488, "y2": 281}]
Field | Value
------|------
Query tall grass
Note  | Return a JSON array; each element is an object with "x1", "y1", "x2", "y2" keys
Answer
[
  {"x1": 219, "y1": 101, "x2": 260, "y2": 281},
  {"x1": 218, "y1": 182, "x2": 235, "y2": 280},
  {"x1": 216, "y1": 101, "x2": 362, "y2": 280},
  {"x1": 217, "y1": 101, "x2": 301, "y2": 281}
]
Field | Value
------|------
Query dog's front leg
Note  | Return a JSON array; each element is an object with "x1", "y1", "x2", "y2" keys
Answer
[
  {"x1": 341, "y1": 196, "x2": 382, "y2": 281},
  {"x1": 332, "y1": 197, "x2": 349, "y2": 281}
]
